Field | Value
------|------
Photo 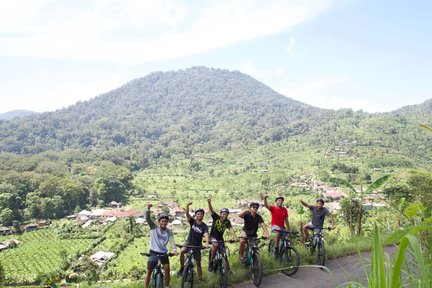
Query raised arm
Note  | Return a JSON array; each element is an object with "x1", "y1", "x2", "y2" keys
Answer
[
  {"x1": 300, "y1": 199, "x2": 312, "y2": 209},
  {"x1": 185, "y1": 202, "x2": 192, "y2": 221},
  {"x1": 238, "y1": 209, "x2": 249, "y2": 219},
  {"x1": 263, "y1": 195, "x2": 270, "y2": 211},
  {"x1": 207, "y1": 197, "x2": 215, "y2": 215},
  {"x1": 146, "y1": 203, "x2": 156, "y2": 229}
]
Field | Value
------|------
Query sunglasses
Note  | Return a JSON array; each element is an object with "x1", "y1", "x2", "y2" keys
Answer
[{"x1": 251, "y1": 206, "x2": 259, "y2": 209}]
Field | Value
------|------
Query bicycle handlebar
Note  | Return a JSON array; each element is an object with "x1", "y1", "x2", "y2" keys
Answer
[
  {"x1": 239, "y1": 236, "x2": 269, "y2": 240},
  {"x1": 140, "y1": 252, "x2": 176, "y2": 257},
  {"x1": 176, "y1": 244, "x2": 208, "y2": 249}
]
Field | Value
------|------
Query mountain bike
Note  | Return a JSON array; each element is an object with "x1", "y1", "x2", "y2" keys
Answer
[
  {"x1": 177, "y1": 244, "x2": 206, "y2": 288},
  {"x1": 209, "y1": 239, "x2": 235, "y2": 288},
  {"x1": 141, "y1": 252, "x2": 174, "y2": 288},
  {"x1": 268, "y1": 230, "x2": 300, "y2": 276},
  {"x1": 307, "y1": 227, "x2": 332, "y2": 266},
  {"x1": 240, "y1": 236, "x2": 267, "y2": 287}
]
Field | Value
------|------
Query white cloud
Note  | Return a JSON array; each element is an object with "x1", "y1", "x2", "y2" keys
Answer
[
  {"x1": 0, "y1": 0, "x2": 337, "y2": 63},
  {"x1": 285, "y1": 36, "x2": 296, "y2": 56}
]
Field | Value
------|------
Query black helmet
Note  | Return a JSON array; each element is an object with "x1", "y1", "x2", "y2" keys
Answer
[
  {"x1": 158, "y1": 213, "x2": 169, "y2": 221},
  {"x1": 316, "y1": 198, "x2": 325, "y2": 205},
  {"x1": 220, "y1": 208, "x2": 230, "y2": 214},
  {"x1": 249, "y1": 202, "x2": 259, "y2": 208},
  {"x1": 195, "y1": 208, "x2": 205, "y2": 215},
  {"x1": 275, "y1": 196, "x2": 284, "y2": 202}
]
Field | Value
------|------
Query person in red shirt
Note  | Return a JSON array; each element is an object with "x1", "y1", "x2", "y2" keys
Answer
[{"x1": 264, "y1": 195, "x2": 290, "y2": 256}]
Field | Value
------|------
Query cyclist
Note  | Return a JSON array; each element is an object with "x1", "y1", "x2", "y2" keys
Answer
[
  {"x1": 207, "y1": 196, "x2": 239, "y2": 271},
  {"x1": 263, "y1": 195, "x2": 290, "y2": 257},
  {"x1": 238, "y1": 202, "x2": 270, "y2": 263},
  {"x1": 178, "y1": 202, "x2": 210, "y2": 281},
  {"x1": 145, "y1": 203, "x2": 178, "y2": 288},
  {"x1": 299, "y1": 198, "x2": 335, "y2": 244}
]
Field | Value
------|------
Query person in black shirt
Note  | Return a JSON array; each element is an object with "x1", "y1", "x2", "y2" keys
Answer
[
  {"x1": 207, "y1": 197, "x2": 238, "y2": 271},
  {"x1": 238, "y1": 202, "x2": 270, "y2": 263},
  {"x1": 300, "y1": 198, "x2": 335, "y2": 244},
  {"x1": 178, "y1": 202, "x2": 209, "y2": 281}
]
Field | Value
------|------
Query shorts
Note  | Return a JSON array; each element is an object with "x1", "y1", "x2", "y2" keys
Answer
[
  {"x1": 306, "y1": 223, "x2": 321, "y2": 233},
  {"x1": 183, "y1": 242, "x2": 202, "y2": 262},
  {"x1": 271, "y1": 225, "x2": 285, "y2": 233},
  {"x1": 147, "y1": 250, "x2": 169, "y2": 270}
]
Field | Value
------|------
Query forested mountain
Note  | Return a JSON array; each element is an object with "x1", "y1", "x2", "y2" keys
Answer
[
  {"x1": 0, "y1": 67, "x2": 333, "y2": 159},
  {"x1": 0, "y1": 109, "x2": 37, "y2": 120}
]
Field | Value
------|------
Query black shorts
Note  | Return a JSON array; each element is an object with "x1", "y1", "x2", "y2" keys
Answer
[{"x1": 147, "y1": 250, "x2": 169, "y2": 270}]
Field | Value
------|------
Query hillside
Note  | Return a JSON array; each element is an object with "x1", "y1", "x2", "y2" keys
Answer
[
  {"x1": 0, "y1": 67, "x2": 332, "y2": 157},
  {"x1": 0, "y1": 109, "x2": 37, "y2": 120}
]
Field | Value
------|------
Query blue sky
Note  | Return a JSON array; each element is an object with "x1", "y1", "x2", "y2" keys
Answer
[{"x1": 1, "y1": 0, "x2": 431, "y2": 114}]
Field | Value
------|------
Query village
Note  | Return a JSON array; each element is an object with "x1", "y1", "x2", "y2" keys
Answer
[{"x1": 0, "y1": 176, "x2": 387, "y2": 266}]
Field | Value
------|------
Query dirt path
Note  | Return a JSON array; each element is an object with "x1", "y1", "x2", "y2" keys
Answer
[{"x1": 232, "y1": 246, "x2": 397, "y2": 288}]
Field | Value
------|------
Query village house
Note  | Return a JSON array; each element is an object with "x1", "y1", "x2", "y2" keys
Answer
[
  {"x1": 37, "y1": 219, "x2": 51, "y2": 228},
  {"x1": 0, "y1": 226, "x2": 13, "y2": 235},
  {"x1": 23, "y1": 223, "x2": 38, "y2": 231},
  {"x1": 108, "y1": 201, "x2": 121, "y2": 208},
  {"x1": 90, "y1": 251, "x2": 115, "y2": 266},
  {"x1": 323, "y1": 189, "x2": 347, "y2": 201},
  {"x1": 101, "y1": 208, "x2": 143, "y2": 218}
]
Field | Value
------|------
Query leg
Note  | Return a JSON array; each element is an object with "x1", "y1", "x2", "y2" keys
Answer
[
  {"x1": 239, "y1": 238, "x2": 246, "y2": 260},
  {"x1": 210, "y1": 242, "x2": 218, "y2": 262},
  {"x1": 163, "y1": 263, "x2": 170, "y2": 287},
  {"x1": 302, "y1": 224, "x2": 310, "y2": 243},
  {"x1": 196, "y1": 260, "x2": 203, "y2": 281},
  {"x1": 144, "y1": 266, "x2": 153, "y2": 288},
  {"x1": 179, "y1": 247, "x2": 187, "y2": 268},
  {"x1": 274, "y1": 232, "x2": 281, "y2": 252}
]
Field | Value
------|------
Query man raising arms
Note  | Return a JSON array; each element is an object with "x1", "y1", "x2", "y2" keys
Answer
[
  {"x1": 300, "y1": 198, "x2": 335, "y2": 244},
  {"x1": 145, "y1": 204, "x2": 177, "y2": 288},
  {"x1": 238, "y1": 202, "x2": 270, "y2": 263},
  {"x1": 207, "y1": 196, "x2": 238, "y2": 271},
  {"x1": 264, "y1": 195, "x2": 289, "y2": 257},
  {"x1": 178, "y1": 202, "x2": 210, "y2": 282}
]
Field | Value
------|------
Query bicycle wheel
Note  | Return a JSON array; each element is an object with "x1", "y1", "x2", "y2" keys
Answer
[
  {"x1": 251, "y1": 253, "x2": 262, "y2": 287},
  {"x1": 280, "y1": 246, "x2": 300, "y2": 276},
  {"x1": 154, "y1": 271, "x2": 164, "y2": 288},
  {"x1": 317, "y1": 240, "x2": 326, "y2": 266},
  {"x1": 267, "y1": 238, "x2": 275, "y2": 254},
  {"x1": 181, "y1": 262, "x2": 194, "y2": 288},
  {"x1": 219, "y1": 257, "x2": 228, "y2": 288}
]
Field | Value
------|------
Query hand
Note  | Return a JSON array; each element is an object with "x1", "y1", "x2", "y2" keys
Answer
[
  {"x1": 147, "y1": 203, "x2": 153, "y2": 209},
  {"x1": 207, "y1": 197, "x2": 211, "y2": 203},
  {"x1": 172, "y1": 250, "x2": 179, "y2": 256},
  {"x1": 234, "y1": 238, "x2": 239, "y2": 243},
  {"x1": 206, "y1": 244, "x2": 210, "y2": 249},
  {"x1": 187, "y1": 202, "x2": 193, "y2": 206},
  {"x1": 264, "y1": 195, "x2": 268, "y2": 199}
]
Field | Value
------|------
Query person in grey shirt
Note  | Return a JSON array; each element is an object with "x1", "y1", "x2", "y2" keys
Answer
[
  {"x1": 300, "y1": 199, "x2": 335, "y2": 244},
  {"x1": 145, "y1": 203, "x2": 177, "y2": 288}
]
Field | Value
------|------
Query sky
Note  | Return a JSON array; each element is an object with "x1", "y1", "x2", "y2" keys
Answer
[{"x1": 1, "y1": 0, "x2": 431, "y2": 114}]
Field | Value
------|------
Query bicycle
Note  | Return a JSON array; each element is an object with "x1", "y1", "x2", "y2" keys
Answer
[
  {"x1": 268, "y1": 230, "x2": 300, "y2": 276},
  {"x1": 240, "y1": 236, "x2": 267, "y2": 287},
  {"x1": 177, "y1": 244, "x2": 206, "y2": 288},
  {"x1": 209, "y1": 239, "x2": 235, "y2": 288},
  {"x1": 306, "y1": 227, "x2": 332, "y2": 266},
  {"x1": 141, "y1": 252, "x2": 174, "y2": 288}
]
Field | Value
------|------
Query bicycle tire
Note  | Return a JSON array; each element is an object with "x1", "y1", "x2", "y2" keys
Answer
[
  {"x1": 181, "y1": 262, "x2": 194, "y2": 288},
  {"x1": 280, "y1": 246, "x2": 300, "y2": 276},
  {"x1": 317, "y1": 240, "x2": 326, "y2": 266},
  {"x1": 154, "y1": 271, "x2": 164, "y2": 288},
  {"x1": 267, "y1": 238, "x2": 275, "y2": 254},
  {"x1": 219, "y1": 257, "x2": 228, "y2": 288},
  {"x1": 251, "y1": 253, "x2": 262, "y2": 287}
]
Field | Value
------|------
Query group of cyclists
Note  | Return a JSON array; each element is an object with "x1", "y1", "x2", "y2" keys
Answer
[{"x1": 144, "y1": 196, "x2": 336, "y2": 288}]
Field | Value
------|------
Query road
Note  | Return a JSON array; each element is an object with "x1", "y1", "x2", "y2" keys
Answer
[{"x1": 232, "y1": 246, "x2": 397, "y2": 288}]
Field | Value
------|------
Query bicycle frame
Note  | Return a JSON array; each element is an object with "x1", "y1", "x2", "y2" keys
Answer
[{"x1": 142, "y1": 252, "x2": 170, "y2": 288}]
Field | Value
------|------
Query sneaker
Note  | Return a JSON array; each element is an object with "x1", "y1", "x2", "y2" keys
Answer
[
  {"x1": 240, "y1": 257, "x2": 247, "y2": 264},
  {"x1": 208, "y1": 261, "x2": 214, "y2": 272},
  {"x1": 177, "y1": 266, "x2": 184, "y2": 276},
  {"x1": 274, "y1": 248, "x2": 280, "y2": 259}
]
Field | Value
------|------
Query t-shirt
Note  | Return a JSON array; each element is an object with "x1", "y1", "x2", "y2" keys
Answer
[
  {"x1": 210, "y1": 212, "x2": 233, "y2": 241},
  {"x1": 186, "y1": 218, "x2": 209, "y2": 246},
  {"x1": 310, "y1": 206, "x2": 330, "y2": 229},
  {"x1": 242, "y1": 212, "x2": 264, "y2": 237},
  {"x1": 269, "y1": 205, "x2": 288, "y2": 227},
  {"x1": 146, "y1": 209, "x2": 176, "y2": 253}
]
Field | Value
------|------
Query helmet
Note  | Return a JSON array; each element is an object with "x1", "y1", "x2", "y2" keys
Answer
[
  {"x1": 249, "y1": 202, "x2": 260, "y2": 208},
  {"x1": 195, "y1": 208, "x2": 205, "y2": 215},
  {"x1": 220, "y1": 208, "x2": 230, "y2": 214},
  {"x1": 275, "y1": 196, "x2": 284, "y2": 202},
  {"x1": 158, "y1": 213, "x2": 169, "y2": 221},
  {"x1": 316, "y1": 198, "x2": 325, "y2": 205}
]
